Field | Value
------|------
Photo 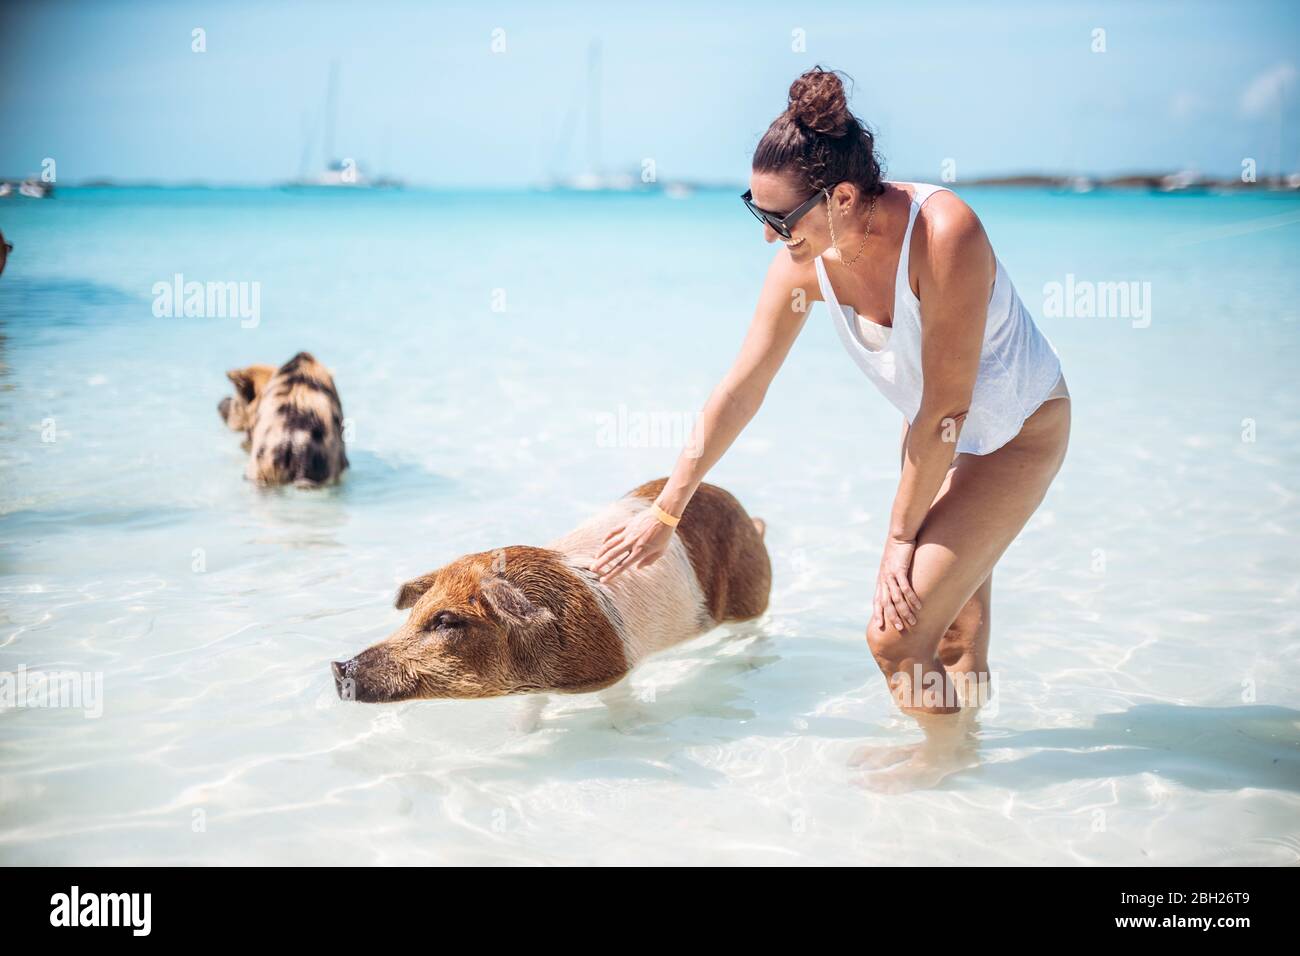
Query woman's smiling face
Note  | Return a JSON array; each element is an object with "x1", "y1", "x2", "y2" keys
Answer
[{"x1": 747, "y1": 170, "x2": 832, "y2": 262}]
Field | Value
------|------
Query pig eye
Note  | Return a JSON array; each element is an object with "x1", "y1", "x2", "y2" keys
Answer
[{"x1": 427, "y1": 611, "x2": 465, "y2": 632}]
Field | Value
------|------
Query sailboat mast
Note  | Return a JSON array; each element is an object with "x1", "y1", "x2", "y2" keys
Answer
[
  {"x1": 323, "y1": 59, "x2": 340, "y2": 166},
  {"x1": 585, "y1": 40, "x2": 601, "y2": 178}
]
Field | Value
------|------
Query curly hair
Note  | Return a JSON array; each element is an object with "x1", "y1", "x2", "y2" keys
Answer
[{"x1": 752, "y1": 66, "x2": 886, "y2": 198}]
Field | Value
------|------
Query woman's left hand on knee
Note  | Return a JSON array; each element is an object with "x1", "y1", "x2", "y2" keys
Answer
[{"x1": 874, "y1": 536, "x2": 922, "y2": 631}]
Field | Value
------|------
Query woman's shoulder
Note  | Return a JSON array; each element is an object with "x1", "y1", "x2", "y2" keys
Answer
[
  {"x1": 912, "y1": 186, "x2": 988, "y2": 259},
  {"x1": 911, "y1": 183, "x2": 976, "y2": 222},
  {"x1": 910, "y1": 186, "x2": 994, "y2": 291}
]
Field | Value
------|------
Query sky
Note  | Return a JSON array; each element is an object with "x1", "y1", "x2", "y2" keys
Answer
[{"x1": 1, "y1": 0, "x2": 1297, "y2": 186}]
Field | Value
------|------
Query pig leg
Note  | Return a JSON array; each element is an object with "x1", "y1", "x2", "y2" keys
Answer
[
  {"x1": 513, "y1": 694, "x2": 548, "y2": 733},
  {"x1": 598, "y1": 679, "x2": 650, "y2": 732}
]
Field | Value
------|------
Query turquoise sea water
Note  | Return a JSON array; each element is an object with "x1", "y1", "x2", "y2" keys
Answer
[{"x1": 1, "y1": 185, "x2": 1298, "y2": 865}]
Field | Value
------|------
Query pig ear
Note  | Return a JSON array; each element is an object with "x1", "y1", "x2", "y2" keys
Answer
[
  {"x1": 226, "y1": 368, "x2": 257, "y2": 403},
  {"x1": 480, "y1": 575, "x2": 553, "y2": 629},
  {"x1": 395, "y1": 574, "x2": 437, "y2": 610}
]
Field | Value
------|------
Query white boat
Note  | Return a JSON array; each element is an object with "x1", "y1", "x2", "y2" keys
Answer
[
  {"x1": 539, "y1": 40, "x2": 688, "y2": 196},
  {"x1": 282, "y1": 62, "x2": 402, "y2": 190},
  {"x1": 1159, "y1": 169, "x2": 1209, "y2": 193},
  {"x1": 18, "y1": 180, "x2": 51, "y2": 198}
]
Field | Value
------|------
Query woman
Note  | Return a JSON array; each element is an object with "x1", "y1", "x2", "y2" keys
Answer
[{"x1": 592, "y1": 67, "x2": 1070, "y2": 733}]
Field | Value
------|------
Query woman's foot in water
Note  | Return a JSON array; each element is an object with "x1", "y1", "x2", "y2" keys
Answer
[{"x1": 850, "y1": 708, "x2": 982, "y2": 793}]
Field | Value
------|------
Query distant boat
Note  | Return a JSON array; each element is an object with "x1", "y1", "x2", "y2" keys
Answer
[
  {"x1": 290, "y1": 159, "x2": 370, "y2": 189},
  {"x1": 539, "y1": 39, "x2": 687, "y2": 195},
  {"x1": 1159, "y1": 169, "x2": 1210, "y2": 193},
  {"x1": 282, "y1": 61, "x2": 403, "y2": 190},
  {"x1": 0, "y1": 179, "x2": 54, "y2": 199}
]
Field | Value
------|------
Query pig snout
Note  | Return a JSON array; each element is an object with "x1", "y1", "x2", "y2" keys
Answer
[{"x1": 331, "y1": 648, "x2": 409, "y2": 703}]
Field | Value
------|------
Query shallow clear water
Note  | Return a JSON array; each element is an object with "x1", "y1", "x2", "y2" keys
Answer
[{"x1": 1, "y1": 186, "x2": 1298, "y2": 865}]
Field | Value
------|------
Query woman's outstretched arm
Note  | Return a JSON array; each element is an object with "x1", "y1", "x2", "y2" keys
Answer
[{"x1": 592, "y1": 250, "x2": 812, "y2": 583}]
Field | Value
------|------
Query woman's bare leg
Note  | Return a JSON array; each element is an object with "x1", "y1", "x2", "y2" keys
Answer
[
  {"x1": 852, "y1": 400, "x2": 1066, "y2": 790},
  {"x1": 868, "y1": 397, "x2": 1071, "y2": 716},
  {"x1": 850, "y1": 574, "x2": 992, "y2": 776},
  {"x1": 889, "y1": 418, "x2": 996, "y2": 712},
  {"x1": 935, "y1": 573, "x2": 993, "y2": 706},
  {"x1": 854, "y1": 400, "x2": 1069, "y2": 790}
]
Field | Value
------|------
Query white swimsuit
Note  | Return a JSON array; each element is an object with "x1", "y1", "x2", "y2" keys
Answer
[{"x1": 814, "y1": 182, "x2": 1068, "y2": 456}]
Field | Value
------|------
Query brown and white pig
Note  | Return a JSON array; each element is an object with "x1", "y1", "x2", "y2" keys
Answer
[
  {"x1": 332, "y1": 478, "x2": 771, "y2": 712},
  {"x1": 218, "y1": 351, "x2": 348, "y2": 487}
]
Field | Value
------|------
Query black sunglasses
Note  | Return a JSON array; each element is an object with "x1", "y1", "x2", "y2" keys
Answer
[{"x1": 741, "y1": 187, "x2": 829, "y2": 239}]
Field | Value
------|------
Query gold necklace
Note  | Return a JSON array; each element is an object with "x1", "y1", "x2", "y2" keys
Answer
[{"x1": 827, "y1": 192, "x2": 878, "y2": 267}]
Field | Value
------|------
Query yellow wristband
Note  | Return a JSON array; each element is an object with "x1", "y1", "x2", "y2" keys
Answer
[{"x1": 650, "y1": 502, "x2": 681, "y2": 528}]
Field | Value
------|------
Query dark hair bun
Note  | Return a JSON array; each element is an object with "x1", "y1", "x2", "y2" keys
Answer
[{"x1": 787, "y1": 67, "x2": 852, "y2": 137}]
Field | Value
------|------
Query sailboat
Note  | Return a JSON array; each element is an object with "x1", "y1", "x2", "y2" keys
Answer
[
  {"x1": 540, "y1": 40, "x2": 685, "y2": 194},
  {"x1": 0, "y1": 178, "x2": 54, "y2": 199},
  {"x1": 284, "y1": 61, "x2": 403, "y2": 189}
]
